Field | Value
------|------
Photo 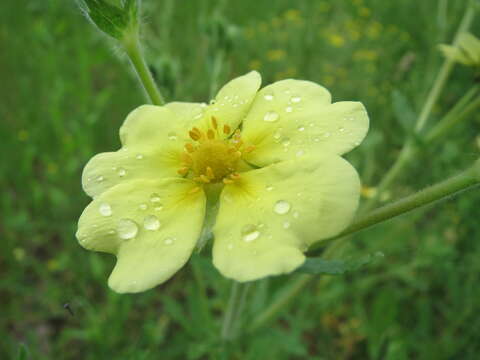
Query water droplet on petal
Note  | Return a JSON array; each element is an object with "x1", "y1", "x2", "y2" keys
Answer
[
  {"x1": 154, "y1": 205, "x2": 164, "y2": 211},
  {"x1": 264, "y1": 111, "x2": 279, "y2": 122},
  {"x1": 99, "y1": 202, "x2": 112, "y2": 216},
  {"x1": 117, "y1": 219, "x2": 138, "y2": 240},
  {"x1": 227, "y1": 243, "x2": 234, "y2": 250},
  {"x1": 291, "y1": 96, "x2": 301, "y2": 103},
  {"x1": 338, "y1": 126, "x2": 345, "y2": 132},
  {"x1": 297, "y1": 125, "x2": 305, "y2": 132},
  {"x1": 136, "y1": 154, "x2": 144, "y2": 160},
  {"x1": 96, "y1": 175, "x2": 105, "y2": 182},
  {"x1": 293, "y1": 211, "x2": 300, "y2": 219},
  {"x1": 144, "y1": 215, "x2": 160, "y2": 231},
  {"x1": 296, "y1": 150, "x2": 305, "y2": 157},
  {"x1": 242, "y1": 224, "x2": 260, "y2": 242},
  {"x1": 283, "y1": 221, "x2": 291, "y2": 229},
  {"x1": 139, "y1": 203, "x2": 148, "y2": 210},
  {"x1": 107, "y1": 230, "x2": 116, "y2": 235},
  {"x1": 266, "y1": 185, "x2": 274, "y2": 191},
  {"x1": 282, "y1": 139, "x2": 290, "y2": 147},
  {"x1": 168, "y1": 132, "x2": 177, "y2": 140},
  {"x1": 285, "y1": 106, "x2": 293, "y2": 113},
  {"x1": 274, "y1": 200, "x2": 291, "y2": 215},
  {"x1": 314, "y1": 137, "x2": 320, "y2": 142},
  {"x1": 117, "y1": 167, "x2": 127, "y2": 177},
  {"x1": 164, "y1": 237, "x2": 175, "y2": 245},
  {"x1": 264, "y1": 94, "x2": 274, "y2": 101},
  {"x1": 323, "y1": 132, "x2": 331, "y2": 138},
  {"x1": 150, "y1": 193, "x2": 161, "y2": 203}
]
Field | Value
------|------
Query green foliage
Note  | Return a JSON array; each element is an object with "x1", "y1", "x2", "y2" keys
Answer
[{"x1": 2, "y1": 0, "x2": 480, "y2": 359}]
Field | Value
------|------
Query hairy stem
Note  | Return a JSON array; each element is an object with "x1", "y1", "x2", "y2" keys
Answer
[{"x1": 123, "y1": 33, "x2": 165, "y2": 106}]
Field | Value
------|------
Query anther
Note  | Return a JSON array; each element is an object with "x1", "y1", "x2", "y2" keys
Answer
[
  {"x1": 206, "y1": 166, "x2": 215, "y2": 179},
  {"x1": 230, "y1": 173, "x2": 241, "y2": 180},
  {"x1": 223, "y1": 178, "x2": 234, "y2": 184},
  {"x1": 223, "y1": 124, "x2": 231, "y2": 135},
  {"x1": 207, "y1": 129, "x2": 215, "y2": 140},
  {"x1": 181, "y1": 153, "x2": 193, "y2": 164},
  {"x1": 200, "y1": 175, "x2": 211, "y2": 183},
  {"x1": 189, "y1": 130, "x2": 201, "y2": 141},
  {"x1": 185, "y1": 143, "x2": 195, "y2": 153},
  {"x1": 211, "y1": 116, "x2": 218, "y2": 130},
  {"x1": 177, "y1": 167, "x2": 189, "y2": 176}
]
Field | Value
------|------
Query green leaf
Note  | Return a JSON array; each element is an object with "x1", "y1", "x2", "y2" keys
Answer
[
  {"x1": 80, "y1": 0, "x2": 138, "y2": 39},
  {"x1": 16, "y1": 344, "x2": 28, "y2": 360},
  {"x1": 296, "y1": 253, "x2": 383, "y2": 275}
]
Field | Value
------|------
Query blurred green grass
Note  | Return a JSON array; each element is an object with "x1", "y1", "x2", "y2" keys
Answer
[{"x1": 1, "y1": 0, "x2": 480, "y2": 359}]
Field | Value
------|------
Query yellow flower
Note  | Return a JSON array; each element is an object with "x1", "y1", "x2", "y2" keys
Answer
[
  {"x1": 439, "y1": 32, "x2": 480, "y2": 66},
  {"x1": 76, "y1": 72, "x2": 369, "y2": 293}
]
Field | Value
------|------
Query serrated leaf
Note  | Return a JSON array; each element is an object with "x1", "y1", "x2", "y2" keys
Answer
[
  {"x1": 296, "y1": 253, "x2": 382, "y2": 275},
  {"x1": 392, "y1": 89, "x2": 417, "y2": 134}
]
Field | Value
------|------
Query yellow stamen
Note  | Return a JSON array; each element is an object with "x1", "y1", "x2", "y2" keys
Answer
[
  {"x1": 200, "y1": 175, "x2": 210, "y2": 183},
  {"x1": 206, "y1": 166, "x2": 215, "y2": 179},
  {"x1": 211, "y1": 116, "x2": 218, "y2": 129},
  {"x1": 185, "y1": 143, "x2": 195, "y2": 153},
  {"x1": 189, "y1": 186, "x2": 201, "y2": 194},
  {"x1": 181, "y1": 153, "x2": 193, "y2": 164},
  {"x1": 189, "y1": 130, "x2": 200, "y2": 141},
  {"x1": 223, "y1": 124, "x2": 231, "y2": 135},
  {"x1": 223, "y1": 178, "x2": 234, "y2": 184},
  {"x1": 177, "y1": 167, "x2": 189, "y2": 176},
  {"x1": 207, "y1": 129, "x2": 215, "y2": 140}
]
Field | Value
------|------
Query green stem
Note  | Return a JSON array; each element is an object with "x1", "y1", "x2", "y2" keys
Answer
[
  {"x1": 221, "y1": 281, "x2": 251, "y2": 341},
  {"x1": 426, "y1": 91, "x2": 480, "y2": 143},
  {"x1": 248, "y1": 274, "x2": 312, "y2": 333},
  {"x1": 364, "y1": 3, "x2": 476, "y2": 211},
  {"x1": 311, "y1": 161, "x2": 480, "y2": 253},
  {"x1": 123, "y1": 33, "x2": 165, "y2": 106}
]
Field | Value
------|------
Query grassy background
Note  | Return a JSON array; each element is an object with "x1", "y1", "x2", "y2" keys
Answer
[{"x1": 2, "y1": 0, "x2": 480, "y2": 359}]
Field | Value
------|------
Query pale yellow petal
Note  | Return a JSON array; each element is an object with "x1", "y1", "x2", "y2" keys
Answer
[
  {"x1": 76, "y1": 178, "x2": 206, "y2": 293},
  {"x1": 240, "y1": 79, "x2": 369, "y2": 166},
  {"x1": 212, "y1": 155, "x2": 360, "y2": 282}
]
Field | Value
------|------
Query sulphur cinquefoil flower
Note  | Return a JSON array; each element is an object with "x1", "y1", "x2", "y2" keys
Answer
[
  {"x1": 439, "y1": 32, "x2": 480, "y2": 66},
  {"x1": 76, "y1": 71, "x2": 369, "y2": 293}
]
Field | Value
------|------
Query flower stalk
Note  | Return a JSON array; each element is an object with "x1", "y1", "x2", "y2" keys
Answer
[{"x1": 221, "y1": 282, "x2": 251, "y2": 341}]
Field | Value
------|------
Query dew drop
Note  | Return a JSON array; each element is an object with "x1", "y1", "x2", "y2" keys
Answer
[
  {"x1": 291, "y1": 96, "x2": 301, "y2": 103},
  {"x1": 313, "y1": 137, "x2": 320, "y2": 142},
  {"x1": 136, "y1": 154, "x2": 144, "y2": 160},
  {"x1": 154, "y1": 205, "x2": 164, "y2": 211},
  {"x1": 283, "y1": 221, "x2": 291, "y2": 229},
  {"x1": 144, "y1": 215, "x2": 160, "y2": 231},
  {"x1": 282, "y1": 139, "x2": 291, "y2": 147},
  {"x1": 242, "y1": 224, "x2": 260, "y2": 242},
  {"x1": 274, "y1": 200, "x2": 291, "y2": 215},
  {"x1": 164, "y1": 237, "x2": 175, "y2": 245},
  {"x1": 168, "y1": 132, "x2": 177, "y2": 141},
  {"x1": 99, "y1": 202, "x2": 112, "y2": 216},
  {"x1": 139, "y1": 203, "x2": 148, "y2": 210},
  {"x1": 117, "y1": 167, "x2": 127, "y2": 177},
  {"x1": 107, "y1": 230, "x2": 116, "y2": 235},
  {"x1": 285, "y1": 106, "x2": 293, "y2": 113},
  {"x1": 338, "y1": 126, "x2": 345, "y2": 132},
  {"x1": 323, "y1": 132, "x2": 331, "y2": 138},
  {"x1": 273, "y1": 131, "x2": 282, "y2": 141},
  {"x1": 117, "y1": 219, "x2": 138, "y2": 240},
  {"x1": 227, "y1": 243, "x2": 234, "y2": 250},
  {"x1": 150, "y1": 193, "x2": 161, "y2": 203},
  {"x1": 264, "y1": 111, "x2": 279, "y2": 122},
  {"x1": 264, "y1": 94, "x2": 274, "y2": 101},
  {"x1": 296, "y1": 150, "x2": 305, "y2": 157},
  {"x1": 297, "y1": 125, "x2": 305, "y2": 132},
  {"x1": 266, "y1": 185, "x2": 274, "y2": 191},
  {"x1": 293, "y1": 211, "x2": 300, "y2": 219},
  {"x1": 96, "y1": 175, "x2": 105, "y2": 182}
]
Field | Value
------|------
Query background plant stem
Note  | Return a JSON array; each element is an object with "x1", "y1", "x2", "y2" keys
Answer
[{"x1": 221, "y1": 282, "x2": 251, "y2": 341}]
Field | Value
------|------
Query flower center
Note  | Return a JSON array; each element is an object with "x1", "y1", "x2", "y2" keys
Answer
[{"x1": 178, "y1": 116, "x2": 255, "y2": 184}]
